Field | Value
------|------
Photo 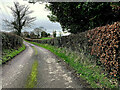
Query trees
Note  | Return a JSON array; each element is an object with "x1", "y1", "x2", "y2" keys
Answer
[
  {"x1": 53, "y1": 30, "x2": 56, "y2": 38},
  {"x1": 46, "y1": 2, "x2": 120, "y2": 34},
  {"x1": 41, "y1": 31, "x2": 48, "y2": 37},
  {"x1": 4, "y1": 2, "x2": 36, "y2": 36},
  {"x1": 22, "y1": 31, "x2": 30, "y2": 38},
  {"x1": 59, "y1": 31, "x2": 62, "y2": 37},
  {"x1": 34, "y1": 27, "x2": 44, "y2": 38},
  {"x1": 47, "y1": 33, "x2": 50, "y2": 37},
  {"x1": 29, "y1": 31, "x2": 36, "y2": 39}
]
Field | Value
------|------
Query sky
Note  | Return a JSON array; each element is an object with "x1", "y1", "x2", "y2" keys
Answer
[{"x1": 0, "y1": 0, "x2": 70, "y2": 36}]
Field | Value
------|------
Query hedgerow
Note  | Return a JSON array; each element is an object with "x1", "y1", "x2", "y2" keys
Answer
[
  {"x1": 1, "y1": 32, "x2": 24, "y2": 64},
  {"x1": 87, "y1": 22, "x2": 120, "y2": 79},
  {"x1": 1, "y1": 32, "x2": 23, "y2": 50}
]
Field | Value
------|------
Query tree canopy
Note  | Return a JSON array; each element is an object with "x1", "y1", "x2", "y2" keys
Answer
[
  {"x1": 46, "y1": 2, "x2": 120, "y2": 34},
  {"x1": 34, "y1": 27, "x2": 45, "y2": 38},
  {"x1": 41, "y1": 31, "x2": 48, "y2": 37}
]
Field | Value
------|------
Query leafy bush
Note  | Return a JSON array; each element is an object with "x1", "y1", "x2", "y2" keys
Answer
[{"x1": 87, "y1": 22, "x2": 120, "y2": 78}]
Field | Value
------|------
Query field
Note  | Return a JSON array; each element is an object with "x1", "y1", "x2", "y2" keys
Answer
[{"x1": 32, "y1": 37, "x2": 53, "y2": 40}]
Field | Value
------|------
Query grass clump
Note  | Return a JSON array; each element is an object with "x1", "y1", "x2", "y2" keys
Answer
[
  {"x1": 1, "y1": 44, "x2": 26, "y2": 64},
  {"x1": 25, "y1": 40, "x2": 118, "y2": 88},
  {"x1": 25, "y1": 60, "x2": 38, "y2": 88}
]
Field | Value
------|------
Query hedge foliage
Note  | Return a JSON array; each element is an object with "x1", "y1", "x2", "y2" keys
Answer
[
  {"x1": 1, "y1": 32, "x2": 23, "y2": 50},
  {"x1": 87, "y1": 22, "x2": 120, "y2": 78}
]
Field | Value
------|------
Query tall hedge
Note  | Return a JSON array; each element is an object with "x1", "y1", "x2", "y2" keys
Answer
[
  {"x1": 1, "y1": 32, "x2": 23, "y2": 50},
  {"x1": 87, "y1": 22, "x2": 120, "y2": 78}
]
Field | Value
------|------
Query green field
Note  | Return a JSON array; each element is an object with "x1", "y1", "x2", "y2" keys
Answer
[
  {"x1": 25, "y1": 40, "x2": 118, "y2": 88},
  {"x1": 33, "y1": 37, "x2": 52, "y2": 40}
]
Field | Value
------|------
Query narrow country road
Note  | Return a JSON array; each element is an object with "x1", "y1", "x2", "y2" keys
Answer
[{"x1": 2, "y1": 41, "x2": 83, "y2": 88}]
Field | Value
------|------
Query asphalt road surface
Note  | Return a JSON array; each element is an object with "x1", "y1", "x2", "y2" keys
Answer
[{"x1": 2, "y1": 41, "x2": 83, "y2": 88}]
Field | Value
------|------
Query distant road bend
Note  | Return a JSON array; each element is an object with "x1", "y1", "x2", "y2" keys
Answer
[{"x1": 2, "y1": 41, "x2": 83, "y2": 88}]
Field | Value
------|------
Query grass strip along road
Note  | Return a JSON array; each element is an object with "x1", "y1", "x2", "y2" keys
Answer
[
  {"x1": 26, "y1": 40, "x2": 118, "y2": 88},
  {"x1": 25, "y1": 46, "x2": 38, "y2": 88},
  {"x1": 1, "y1": 44, "x2": 26, "y2": 64}
]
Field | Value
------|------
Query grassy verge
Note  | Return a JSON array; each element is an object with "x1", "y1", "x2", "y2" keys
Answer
[
  {"x1": 25, "y1": 46, "x2": 38, "y2": 88},
  {"x1": 25, "y1": 40, "x2": 118, "y2": 88},
  {"x1": 25, "y1": 60, "x2": 38, "y2": 88},
  {"x1": 1, "y1": 44, "x2": 26, "y2": 64}
]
